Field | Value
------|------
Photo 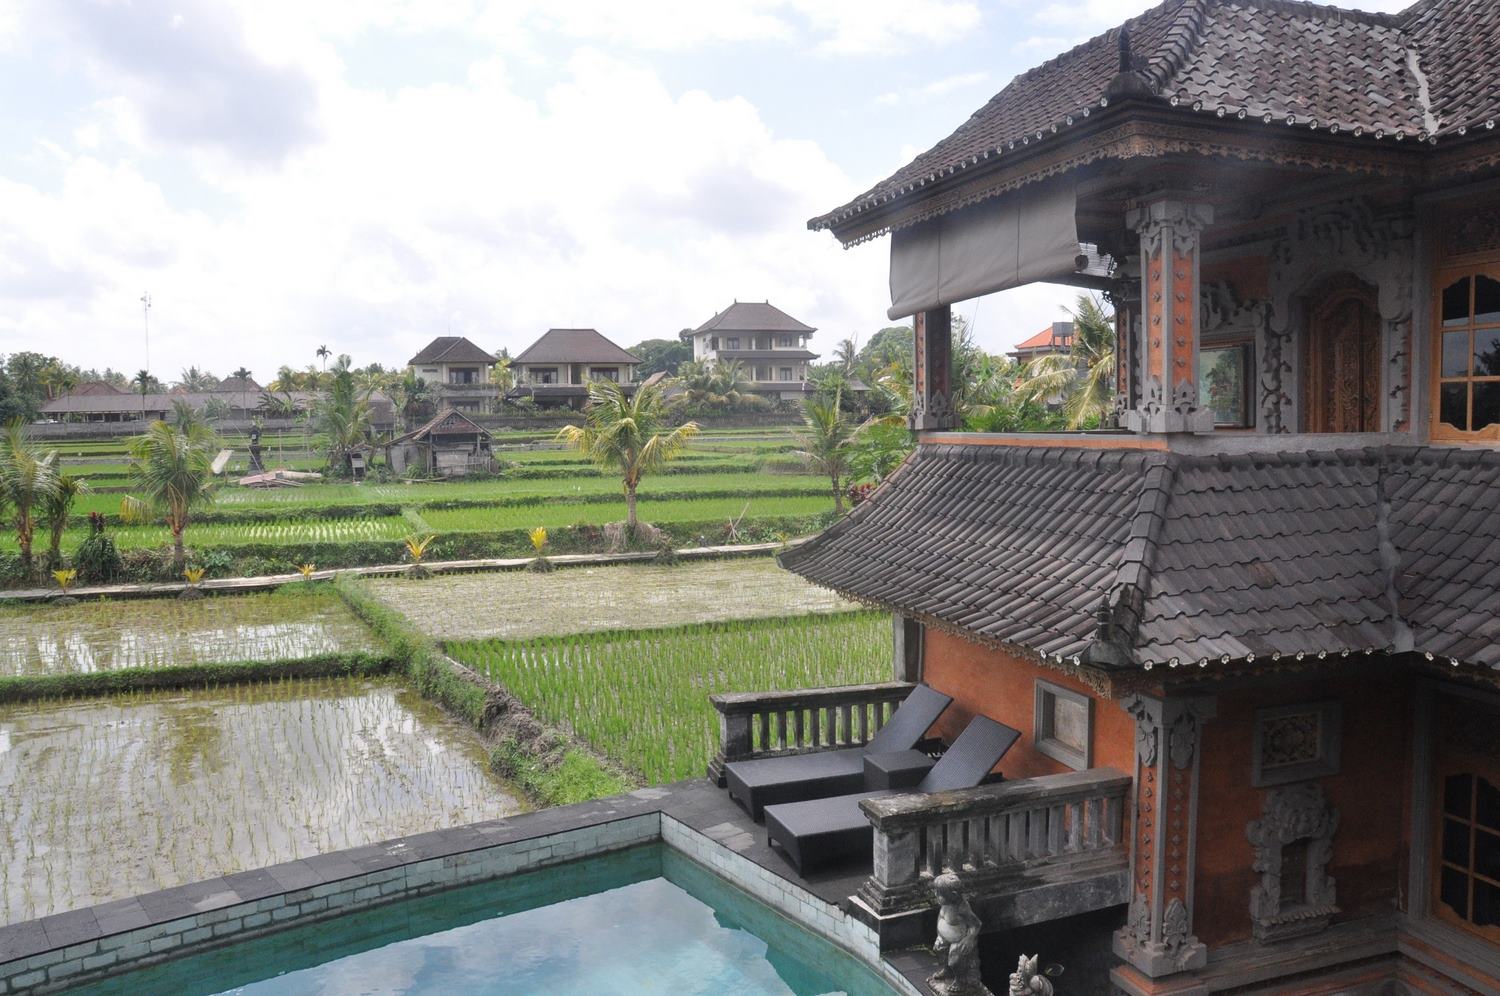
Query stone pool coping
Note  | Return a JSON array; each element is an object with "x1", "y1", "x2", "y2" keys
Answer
[
  {"x1": 0, "y1": 540, "x2": 803, "y2": 603},
  {"x1": 0, "y1": 778, "x2": 932, "y2": 995}
]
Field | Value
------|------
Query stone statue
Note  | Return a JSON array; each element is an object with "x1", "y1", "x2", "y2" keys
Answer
[
  {"x1": 928, "y1": 872, "x2": 991, "y2": 996},
  {"x1": 1008, "y1": 955, "x2": 1055, "y2": 996}
]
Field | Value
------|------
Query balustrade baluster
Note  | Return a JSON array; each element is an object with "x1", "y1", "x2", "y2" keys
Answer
[
  {"x1": 1007, "y1": 812, "x2": 1025, "y2": 860},
  {"x1": 1104, "y1": 793, "x2": 1122, "y2": 845},
  {"x1": 1066, "y1": 800, "x2": 1083, "y2": 852},
  {"x1": 985, "y1": 814, "x2": 1004, "y2": 868},
  {"x1": 1027, "y1": 807, "x2": 1046, "y2": 857},
  {"x1": 1047, "y1": 804, "x2": 1065, "y2": 855},
  {"x1": 925, "y1": 827, "x2": 944, "y2": 877},
  {"x1": 757, "y1": 710, "x2": 770, "y2": 752},
  {"x1": 1085, "y1": 797, "x2": 1102, "y2": 849}
]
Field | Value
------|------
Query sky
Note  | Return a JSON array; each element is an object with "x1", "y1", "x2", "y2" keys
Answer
[{"x1": 0, "y1": 0, "x2": 1411, "y2": 380}]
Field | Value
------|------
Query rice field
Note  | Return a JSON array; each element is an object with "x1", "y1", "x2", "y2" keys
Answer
[
  {"x1": 449, "y1": 612, "x2": 890, "y2": 784},
  {"x1": 367, "y1": 558, "x2": 863, "y2": 640},
  {"x1": 419, "y1": 494, "x2": 832, "y2": 533},
  {"x1": 0, "y1": 676, "x2": 525, "y2": 924},
  {"x1": 0, "y1": 589, "x2": 378, "y2": 677},
  {"x1": 4, "y1": 515, "x2": 410, "y2": 553}
]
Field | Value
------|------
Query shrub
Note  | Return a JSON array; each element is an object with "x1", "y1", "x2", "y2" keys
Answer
[{"x1": 73, "y1": 513, "x2": 123, "y2": 585}]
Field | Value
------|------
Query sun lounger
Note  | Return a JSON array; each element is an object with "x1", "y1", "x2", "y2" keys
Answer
[
  {"x1": 763, "y1": 714, "x2": 1021, "y2": 874},
  {"x1": 724, "y1": 684, "x2": 953, "y2": 821}
]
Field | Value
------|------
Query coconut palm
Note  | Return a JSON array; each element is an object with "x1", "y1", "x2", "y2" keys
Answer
[
  {"x1": 392, "y1": 370, "x2": 434, "y2": 429},
  {"x1": 833, "y1": 336, "x2": 859, "y2": 375},
  {"x1": 122, "y1": 420, "x2": 217, "y2": 569},
  {"x1": 316, "y1": 345, "x2": 331, "y2": 370},
  {"x1": 0, "y1": 421, "x2": 60, "y2": 576},
  {"x1": 41, "y1": 472, "x2": 89, "y2": 569},
  {"x1": 793, "y1": 389, "x2": 857, "y2": 515},
  {"x1": 316, "y1": 355, "x2": 373, "y2": 474},
  {"x1": 557, "y1": 380, "x2": 699, "y2": 534},
  {"x1": 1017, "y1": 293, "x2": 1116, "y2": 428}
]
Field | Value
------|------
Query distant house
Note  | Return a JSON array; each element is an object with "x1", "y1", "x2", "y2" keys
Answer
[
  {"x1": 384, "y1": 408, "x2": 494, "y2": 478},
  {"x1": 680, "y1": 301, "x2": 818, "y2": 400},
  {"x1": 1007, "y1": 321, "x2": 1075, "y2": 365},
  {"x1": 406, "y1": 337, "x2": 499, "y2": 414},
  {"x1": 39, "y1": 383, "x2": 396, "y2": 431},
  {"x1": 509, "y1": 328, "x2": 641, "y2": 409}
]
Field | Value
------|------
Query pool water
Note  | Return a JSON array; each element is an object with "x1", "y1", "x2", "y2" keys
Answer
[{"x1": 76, "y1": 844, "x2": 897, "y2": 996}]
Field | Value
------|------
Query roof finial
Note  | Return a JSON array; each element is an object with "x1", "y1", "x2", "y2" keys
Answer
[
  {"x1": 1118, "y1": 26, "x2": 1131, "y2": 73},
  {"x1": 1105, "y1": 25, "x2": 1152, "y2": 100}
]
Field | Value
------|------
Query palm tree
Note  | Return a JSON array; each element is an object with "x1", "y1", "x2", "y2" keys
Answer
[
  {"x1": 122, "y1": 420, "x2": 217, "y2": 569},
  {"x1": 557, "y1": 380, "x2": 699, "y2": 534},
  {"x1": 1017, "y1": 293, "x2": 1116, "y2": 428},
  {"x1": 42, "y1": 472, "x2": 89, "y2": 569},
  {"x1": 316, "y1": 355, "x2": 373, "y2": 474},
  {"x1": 833, "y1": 336, "x2": 859, "y2": 375},
  {"x1": 0, "y1": 421, "x2": 59, "y2": 576},
  {"x1": 793, "y1": 389, "x2": 856, "y2": 515},
  {"x1": 316, "y1": 345, "x2": 331, "y2": 371},
  {"x1": 392, "y1": 370, "x2": 434, "y2": 429},
  {"x1": 132, "y1": 369, "x2": 153, "y2": 419}
]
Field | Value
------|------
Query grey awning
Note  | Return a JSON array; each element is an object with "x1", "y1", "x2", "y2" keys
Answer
[{"x1": 887, "y1": 179, "x2": 1081, "y2": 320}]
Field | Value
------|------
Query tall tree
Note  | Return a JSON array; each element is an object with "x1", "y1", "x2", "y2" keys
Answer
[
  {"x1": 316, "y1": 345, "x2": 331, "y2": 371},
  {"x1": 0, "y1": 421, "x2": 59, "y2": 576},
  {"x1": 833, "y1": 336, "x2": 859, "y2": 375},
  {"x1": 123, "y1": 420, "x2": 217, "y2": 569},
  {"x1": 1017, "y1": 294, "x2": 1116, "y2": 428},
  {"x1": 628, "y1": 338, "x2": 692, "y2": 378},
  {"x1": 316, "y1": 355, "x2": 373, "y2": 474},
  {"x1": 557, "y1": 380, "x2": 699, "y2": 534},
  {"x1": 793, "y1": 389, "x2": 857, "y2": 515}
]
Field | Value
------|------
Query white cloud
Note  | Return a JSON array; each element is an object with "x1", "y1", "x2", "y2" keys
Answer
[{"x1": 874, "y1": 70, "x2": 989, "y2": 107}]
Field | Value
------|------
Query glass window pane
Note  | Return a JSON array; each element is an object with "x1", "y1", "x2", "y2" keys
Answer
[
  {"x1": 1479, "y1": 777, "x2": 1500, "y2": 829},
  {"x1": 1477, "y1": 879, "x2": 1500, "y2": 928},
  {"x1": 1444, "y1": 277, "x2": 1472, "y2": 326},
  {"x1": 1477, "y1": 830, "x2": 1500, "y2": 881},
  {"x1": 1199, "y1": 346, "x2": 1247, "y2": 426},
  {"x1": 1477, "y1": 329, "x2": 1500, "y2": 377},
  {"x1": 1475, "y1": 384, "x2": 1500, "y2": 434},
  {"x1": 1444, "y1": 331, "x2": 1472, "y2": 377},
  {"x1": 1441, "y1": 383, "x2": 1470, "y2": 431},
  {"x1": 1443, "y1": 866, "x2": 1471, "y2": 919},
  {"x1": 1448, "y1": 774, "x2": 1475, "y2": 818},
  {"x1": 1476, "y1": 275, "x2": 1500, "y2": 325},
  {"x1": 1445, "y1": 818, "x2": 1473, "y2": 866}
]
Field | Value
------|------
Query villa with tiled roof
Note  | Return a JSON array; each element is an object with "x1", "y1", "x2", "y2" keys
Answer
[{"x1": 681, "y1": 301, "x2": 819, "y2": 400}]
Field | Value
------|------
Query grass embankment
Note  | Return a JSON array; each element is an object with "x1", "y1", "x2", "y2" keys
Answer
[
  {"x1": 448, "y1": 612, "x2": 892, "y2": 785},
  {"x1": 334, "y1": 575, "x2": 632, "y2": 806}
]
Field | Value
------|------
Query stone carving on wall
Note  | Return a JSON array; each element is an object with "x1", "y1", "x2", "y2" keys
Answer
[
  {"x1": 1252, "y1": 701, "x2": 1342, "y2": 787},
  {"x1": 1008, "y1": 954, "x2": 1057, "y2": 996},
  {"x1": 1266, "y1": 198, "x2": 1414, "y2": 433},
  {"x1": 1246, "y1": 783, "x2": 1340, "y2": 943},
  {"x1": 1444, "y1": 205, "x2": 1500, "y2": 259}
]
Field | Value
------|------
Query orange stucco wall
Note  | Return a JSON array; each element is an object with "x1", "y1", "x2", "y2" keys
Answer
[
  {"x1": 1192, "y1": 671, "x2": 1412, "y2": 948},
  {"x1": 921, "y1": 628, "x2": 1136, "y2": 780}
]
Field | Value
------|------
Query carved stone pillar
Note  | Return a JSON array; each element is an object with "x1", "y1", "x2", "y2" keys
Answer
[
  {"x1": 1114, "y1": 694, "x2": 1216, "y2": 980},
  {"x1": 1122, "y1": 199, "x2": 1215, "y2": 435},
  {"x1": 911, "y1": 305, "x2": 957, "y2": 431},
  {"x1": 1106, "y1": 272, "x2": 1142, "y2": 420}
]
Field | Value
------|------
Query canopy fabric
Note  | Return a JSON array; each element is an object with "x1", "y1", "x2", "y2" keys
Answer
[{"x1": 887, "y1": 179, "x2": 1080, "y2": 320}]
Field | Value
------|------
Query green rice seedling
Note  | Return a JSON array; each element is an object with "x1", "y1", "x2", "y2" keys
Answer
[{"x1": 449, "y1": 611, "x2": 890, "y2": 785}]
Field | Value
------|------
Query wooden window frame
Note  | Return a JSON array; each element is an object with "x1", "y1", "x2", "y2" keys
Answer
[
  {"x1": 1429, "y1": 693, "x2": 1500, "y2": 945},
  {"x1": 1431, "y1": 262, "x2": 1500, "y2": 442}
]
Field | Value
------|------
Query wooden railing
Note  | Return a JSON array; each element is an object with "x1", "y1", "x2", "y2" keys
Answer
[
  {"x1": 707, "y1": 681, "x2": 914, "y2": 784},
  {"x1": 853, "y1": 768, "x2": 1131, "y2": 943}
]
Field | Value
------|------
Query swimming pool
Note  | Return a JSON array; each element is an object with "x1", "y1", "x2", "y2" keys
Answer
[{"x1": 74, "y1": 844, "x2": 899, "y2": 995}]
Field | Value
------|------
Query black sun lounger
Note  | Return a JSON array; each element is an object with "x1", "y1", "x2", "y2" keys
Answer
[
  {"x1": 724, "y1": 684, "x2": 953, "y2": 821},
  {"x1": 762, "y1": 714, "x2": 1021, "y2": 874}
]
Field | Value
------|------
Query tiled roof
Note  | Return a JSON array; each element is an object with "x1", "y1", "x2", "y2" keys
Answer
[
  {"x1": 812, "y1": 0, "x2": 1500, "y2": 235},
  {"x1": 407, "y1": 336, "x2": 497, "y2": 366},
  {"x1": 690, "y1": 302, "x2": 816, "y2": 335},
  {"x1": 780, "y1": 442, "x2": 1500, "y2": 670},
  {"x1": 512, "y1": 329, "x2": 640, "y2": 365}
]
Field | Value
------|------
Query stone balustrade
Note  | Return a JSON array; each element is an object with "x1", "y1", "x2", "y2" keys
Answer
[
  {"x1": 707, "y1": 681, "x2": 915, "y2": 785},
  {"x1": 853, "y1": 768, "x2": 1132, "y2": 947}
]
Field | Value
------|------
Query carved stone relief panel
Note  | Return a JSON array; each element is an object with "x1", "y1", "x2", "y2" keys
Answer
[
  {"x1": 1252, "y1": 701, "x2": 1342, "y2": 787},
  {"x1": 1246, "y1": 782, "x2": 1340, "y2": 943}
]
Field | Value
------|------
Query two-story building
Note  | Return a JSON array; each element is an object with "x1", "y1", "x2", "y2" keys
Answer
[
  {"x1": 752, "y1": 1, "x2": 1500, "y2": 993},
  {"x1": 508, "y1": 328, "x2": 641, "y2": 409},
  {"x1": 681, "y1": 301, "x2": 820, "y2": 401},
  {"x1": 406, "y1": 336, "x2": 499, "y2": 414}
]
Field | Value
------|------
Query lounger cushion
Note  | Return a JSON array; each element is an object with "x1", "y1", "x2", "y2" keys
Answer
[
  {"x1": 725, "y1": 748, "x2": 866, "y2": 820},
  {"x1": 722, "y1": 684, "x2": 953, "y2": 821},
  {"x1": 763, "y1": 715, "x2": 1022, "y2": 873}
]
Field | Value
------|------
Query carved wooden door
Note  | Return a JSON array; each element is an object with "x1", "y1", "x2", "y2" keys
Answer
[{"x1": 1305, "y1": 279, "x2": 1381, "y2": 432}]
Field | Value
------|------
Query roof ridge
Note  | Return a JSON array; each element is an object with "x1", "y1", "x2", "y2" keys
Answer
[
  {"x1": 1141, "y1": 0, "x2": 1209, "y2": 92},
  {"x1": 1235, "y1": 0, "x2": 1405, "y2": 28},
  {"x1": 1086, "y1": 452, "x2": 1172, "y2": 667}
]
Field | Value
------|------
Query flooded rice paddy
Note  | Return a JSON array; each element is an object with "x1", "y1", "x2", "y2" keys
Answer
[
  {"x1": 0, "y1": 676, "x2": 524, "y2": 924},
  {"x1": 0, "y1": 590, "x2": 377, "y2": 677},
  {"x1": 368, "y1": 557, "x2": 862, "y2": 640}
]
